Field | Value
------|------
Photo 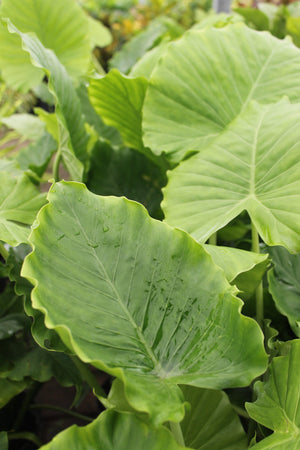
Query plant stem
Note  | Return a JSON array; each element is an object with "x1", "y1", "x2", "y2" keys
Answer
[
  {"x1": 169, "y1": 421, "x2": 185, "y2": 446},
  {"x1": 231, "y1": 404, "x2": 250, "y2": 419},
  {"x1": 251, "y1": 223, "x2": 264, "y2": 328},
  {"x1": 208, "y1": 232, "x2": 217, "y2": 245},
  {"x1": 70, "y1": 356, "x2": 106, "y2": 398},
  {"x1": 53, "y1": 151, "x2": 62, "y2": 182},
  {"x1": 13, "y1": 383, "x2": 39, "y2": 430},
  {"x1": 8, "y1": 431, "x2": 42, "y2": 447},
  {"x1": 0, "y1": 241, "x2": 8, "y2": 261},
  {"x1": 30, "y1": 404, "x2": 93, "y2": 422}
]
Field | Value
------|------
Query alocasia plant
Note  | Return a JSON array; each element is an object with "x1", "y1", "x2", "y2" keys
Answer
[{"x1": 0, "y1": 2, "x2": 300, "y2": 448}]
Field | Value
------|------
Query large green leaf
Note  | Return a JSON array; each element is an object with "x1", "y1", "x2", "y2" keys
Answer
[
  {"x1": 89, "y1": 69, "x2": 148, "y2": 152},
  {"x1": 0, "y1": 0, "x2": 92, "y2": 91},
  {"x1": 180, "y1": 385, "x2": 247, "y2": 449},
  {"x1": 163, "y1": 100, "x2": 300, "y2": 252},
  {"x1": 5, "y1": 20, "x2": 89, "y2": 180},
  {"x1": 0, "y1": 171, "x2": 45, "y2": 246},
  {"x1": 267, "y1": 246, "x2": 300, "y2": 336},
  {"x1": 22, "y1": 181, "x2": 267, "y2": 424},
  {"x1": 246, "y1": 339, "x2": 300, "y2": 448},
  {"x1": 142, "y1": 24, "x2": 300, "y2": 162},
  {"x1": 40, "y1": 410, "x2": 188, "y2": 450}
]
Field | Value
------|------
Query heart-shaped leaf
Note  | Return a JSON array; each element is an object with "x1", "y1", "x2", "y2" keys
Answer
[
  {"x1": 267, "y1": 246, "x2": 300, "y2": 336},
  {"x1": 246, "y1": 339, "x2": 300, "y2": 448},
  {"x1": 40, "y1": 410, "x2": 188, "y2": 450},
  {"x1": 22, "y1": 182, "x2": 267, "y2": 424},
  {"x1": 142, "y1": 24, "x2": 300, "y2": 162},
  {"x1": 162, "y1": 100, "x2": 300, "y2": 252}
]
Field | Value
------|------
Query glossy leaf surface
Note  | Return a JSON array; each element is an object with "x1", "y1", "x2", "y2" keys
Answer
[
  {"x1": 163, "y1": 100, "x2": 300, "y2": 252},
  {"x1": 0, "y1": 171, "x2": 45, "y2": 246},
  {"x1": 22, "y1": 182, "x2": 267, "y2": 424},
  {"x1": 40, "y1": 410, "x2": 188, "y2": 450},
  {"x1": 142, "y1": 24, "x2": 300, "y2": 162},
  {"x1": 246, "y1": 339, "x2": 300, "y2": 448},
  {"x1": 267, "y1": 246, "x2": 300, "y2": 336},
  {"x1": 180, "y1": 385, "x2": 247, "y2": 449}
]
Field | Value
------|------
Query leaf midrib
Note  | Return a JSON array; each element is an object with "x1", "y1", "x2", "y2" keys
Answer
[{"x1": 65, "y1": 194, "x2": 164, "y2": 375}]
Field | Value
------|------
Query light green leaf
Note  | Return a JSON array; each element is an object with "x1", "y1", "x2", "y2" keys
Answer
[
  {"x1": 5, "y1": 20, "x2": 89, "y2": 180},
  {"x1": 2, "y1": 113, "x2": 46, "y2": 140},
  {"x1": 267, "y1": 246, "x2": 300, "y2": 336},
  {"x1": 22, "y1": 181, "x2": 267, "y2": 424},
  {"x1": 89, "y1": 69, "x2": 147, "y2": 152},
  {"x1": 88, "y1": 16, "x2": 112, "y2": 48},
  {"x1": 163, "y1": 100, "x2": 300, "y2": 252},
  {"x1": 246, "y1": 339, "x2": 300, "y2": 448},
  {"x1": 0, "y1": 171, "x2": 45, "y2": 246},
  {"x1": 142, "y1": 24, "x2": 300, "y2": 162},
  {"x1": 0, "y1": 0, "x2": 91, "y2": 90},
  {"x1": 40, "y1": 409, "x2": 188, "y2": 450},
  {"x1": 0, "y1": 378, "x2": 28, "y2": 408},
  {"x1": 203, "y1": 245, "x2": 269, "y2": 296},
  {"x1": 180, "y1": 385, "x2": 247, "y2": 449}
]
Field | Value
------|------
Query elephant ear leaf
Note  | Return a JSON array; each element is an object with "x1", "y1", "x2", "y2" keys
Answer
[
  {"x1": 163, "y1": 100, "x2": 300, "y2": 253},
  {"x1": 22, "y1": 181, "x2": 267, "y2": 425},
  {"x1": 246, "y1": 339, "x2": 300, "y2": 449},
  {"x1": 39, "y1": 410, "x2": 189, "y2": 450},
  {"x1": 142, "y1": 24, "x2": 300, "y2": 162}
]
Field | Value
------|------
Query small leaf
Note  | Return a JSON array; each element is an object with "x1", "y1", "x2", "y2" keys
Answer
[
  {"x1": 180, "y1": 385, "x2": 248, "y2": 449},
  {"x1": 88, "y1": 16, "x2": 112, "y2": 48},
  {"x1": 246, "y1": 339, "x2": 300, "y2": 448},
  {"x1": 39, "y1": 409, "x2": 188, "y2": 450},
  {"x1": 22, "y1": 181, "x2": 267, "y2": 424},
  {"x1": 267, "y1": 246, "x2": 300, "y2": 337},
  {"x1": 163, "y1": 100, "x2": 300, "y2": 252},
  {"x1": 0, "y1": 171, "x2": 45, "y2": 246}
]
